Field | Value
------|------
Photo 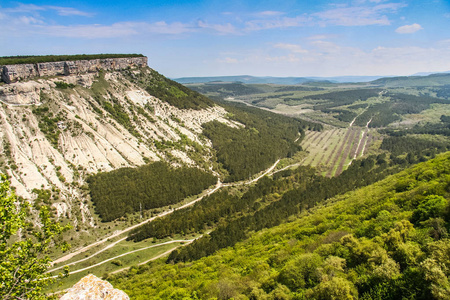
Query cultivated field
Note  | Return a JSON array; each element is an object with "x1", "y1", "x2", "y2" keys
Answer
[{"x1": 300, "y1": 125, "x2": 380, "y2": 176}]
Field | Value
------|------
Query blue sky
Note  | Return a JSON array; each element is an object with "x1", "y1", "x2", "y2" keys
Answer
[{"x1": 1, "y1": 0, "x2": 449, "y2": 77}]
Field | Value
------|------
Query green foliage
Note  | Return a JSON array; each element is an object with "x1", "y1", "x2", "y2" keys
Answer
[
  {"x1": 54, "y1": 81, "x2": 75, "y2": 89},
  {"x1": 109, "y1": 152, "x2": 450, "y2": 300},
  {"x1": 411, "y1": 195, "x2": 448, "y2": 225},
  {"x1": 203, "y1": 103, "x2": 321, "y2": 182},
  {"x1": 125, "y1": 69, "x2": 214, "y2": 110},
  {"x1": 381, "y1": 116, "x2": 450, "y2": 137},
  {"x1": 32, "y1": 106, "x2": 62, "y2": 148},
  {"x1": 129, "y1": 175, "x2": 288, "y2": 242},
  {"x1": 88, "y1": 162, "x2": 216, "y2": 222},
  {"x1": 0, "y1": 54, "x2": 144, "y2": 65},
  {"x1": 353, "y1": 93, "x2": 447, "y2": 128},
  {"x1": 310, "y1": 89, "x2": 382, "y2": 110},
  {"x1": 0, "y1": 174, "x2": 70, "y2": 299},
  {"x1": 167, "y1": 154, "x2": 396, "y2": 263}
]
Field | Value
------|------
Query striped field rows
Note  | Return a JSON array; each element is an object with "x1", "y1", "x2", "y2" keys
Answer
[{"x1": 300, "y1": 127, "x2": 379, "y2": 177}]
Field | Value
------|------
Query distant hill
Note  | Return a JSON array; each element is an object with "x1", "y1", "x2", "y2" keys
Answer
[
  {"x1": 174, "y1": 75, "x2": 315, "y2": 85},
  {"x1": 174, "y1": 75, "x2": 390, "y2": 84},
  {"x1": 371, "y1": 72, "x2": 450, "y2": 87}
]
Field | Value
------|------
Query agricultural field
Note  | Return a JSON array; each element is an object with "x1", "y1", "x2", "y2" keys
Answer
[{"x1": 300, "y1": 126, "x2": 381, "y2": 176}]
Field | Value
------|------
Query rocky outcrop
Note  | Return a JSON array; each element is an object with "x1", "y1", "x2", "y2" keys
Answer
[
  {"x1": 0, "y1": 57, "x2": 147, "y2": 83},
  {"x1": 60, "y1": 274, "x2": 129, "y2": 300}
]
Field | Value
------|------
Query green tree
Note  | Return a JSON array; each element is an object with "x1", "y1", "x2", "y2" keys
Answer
[{"x1": 0, "y1": 174, "x2": 70, "y2": 299}]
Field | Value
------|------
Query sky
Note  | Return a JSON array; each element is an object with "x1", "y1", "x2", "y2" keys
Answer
[{"x1": 1, "y1": 0, "x2": 450, "y2": 77}]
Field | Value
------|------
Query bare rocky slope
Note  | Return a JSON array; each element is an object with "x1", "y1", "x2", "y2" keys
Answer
[{"x1": 0, "y1": 62, "x2": 235, "y2": 232}]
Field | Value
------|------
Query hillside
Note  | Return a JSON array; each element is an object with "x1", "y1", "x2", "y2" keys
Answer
[
  {"x1": 109, "y1": 151, "x2": 450, "y2": 300},
  {"x1": 0, "y1": 57, "x2": 319, "y2": 267}
]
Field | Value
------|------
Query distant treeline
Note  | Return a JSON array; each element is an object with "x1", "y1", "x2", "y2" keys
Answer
[
  {"x1": 354, "y1": 93, "x2": 448, "y2": 127},
  {"x1": 190, "y1": 83, "x2": 265, "y2": 97},
  {"x1": 316, "y1": 90, "x2": 447, "y2": 127},
  {"x1": 0, "y1": 54, "x2": 144, "y2": 65},
  {"x1": 311, "y1": 89, "x2": 382, "y2": 110},
  {"x1": 88, "y1": 162, "x2": 216, "y2": 222},
  {"x1": 381, "y1": 115, "x2": 450, "y2": 137},
  {"x1": 203, "y1": 102, "x2": 322, "y2": 182}
]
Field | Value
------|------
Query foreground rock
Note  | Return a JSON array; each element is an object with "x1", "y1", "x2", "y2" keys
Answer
[{"x1": 60, "y1": 274, "x2": 129, "y2": 300}]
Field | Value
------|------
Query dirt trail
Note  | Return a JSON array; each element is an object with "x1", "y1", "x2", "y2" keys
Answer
[
  {"x1": 48, "y1": 240, "x2": 194, "y2": 278},
  {"x1": 52, "y1": 179, "x2": 222, "y2": 265},
  {"x1": 348, "y1": 117, "x2": 372, "y2": 166},
  {"x1": 52, "y1": 159, "x2": 280, "y2": 266}
]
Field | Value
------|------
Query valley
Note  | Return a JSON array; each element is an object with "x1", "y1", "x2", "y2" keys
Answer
[{"x1": 2, "y1": 55, "x2": 450, "y2": 299}]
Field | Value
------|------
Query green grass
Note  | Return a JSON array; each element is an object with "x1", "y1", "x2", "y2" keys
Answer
[{"x1": 46, "y1": 237, "x2": 194, "y2": 293}]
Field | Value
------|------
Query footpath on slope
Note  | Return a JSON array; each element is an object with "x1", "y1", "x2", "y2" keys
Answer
[{"x1": 52, "y1": 159, "x2": 281, "y2": 267}]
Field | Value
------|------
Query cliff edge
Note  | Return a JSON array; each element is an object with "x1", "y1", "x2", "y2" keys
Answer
[{"x1": 0, "y1": 56, "x2": 148, "y2": 83}]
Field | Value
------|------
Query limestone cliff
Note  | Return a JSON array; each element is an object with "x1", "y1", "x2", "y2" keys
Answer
[
  {"x1": 0, "y1": 57, "x2": 147, "y2": 83},
  {"x1": 60, "y1": 274, "x2": 129, "y2": 300}
]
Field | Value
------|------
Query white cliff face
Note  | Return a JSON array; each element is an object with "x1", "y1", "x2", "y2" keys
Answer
[
  {"x1": 0, "y1": 67, "x2": 233, "y2": 228},
  {"x1": 60, "y1": 274, "x2": 129, "y2": 300},
  {"x1": 0, "y1": 57, "x2": 148, "y2": 83}
]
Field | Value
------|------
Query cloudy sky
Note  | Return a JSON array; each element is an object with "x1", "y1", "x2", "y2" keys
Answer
[{"x1": 1, "y1": 0, "x2": 449, "y2": 77}]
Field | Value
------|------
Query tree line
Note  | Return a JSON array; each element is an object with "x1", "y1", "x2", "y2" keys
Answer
[{"x1": 0, "y1": 54, "x2": 144, "y2": 65}]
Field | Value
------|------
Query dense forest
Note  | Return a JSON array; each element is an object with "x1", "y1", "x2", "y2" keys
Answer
[
  {"x1": 203, "y1": 102, "x2": 322, "y2": 182},
  {"x1": 166, "y1": 154, "x2": 398, "y2": 263},
  {"x1": 110, "y1": 152, "x2": 450, "y2": 300},
  {"x1": 381, "y1": 115, "x2": 450, "y2": 137},
  {"x1": 310, "y1": 89, "x2": 382, "y2": 111},
  {"x1": 128, "y1": 169, "x2": 316, "y2": 242},
  {"x1": 88, "y1": 162, "x2": 216, "y2": 222},
  {"x1": 352, "y1": 93, "x2": 448, "y2": 128},
  {"x1": 0, "y1": 54, "x2": 144, "y2": 65}
]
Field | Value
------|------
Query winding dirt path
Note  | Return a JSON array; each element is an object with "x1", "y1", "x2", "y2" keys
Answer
[
  {"x1": 48, "y1": 239, "x2": 195, "y2": 278},
  {"x1": 52, "y1": 159, "x2": 281, "y2": 267}
]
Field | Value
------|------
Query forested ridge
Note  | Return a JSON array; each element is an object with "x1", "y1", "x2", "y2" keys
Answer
[
  {"x1": 88, "y1": 162, "x2": 216, "y2": 222},
  {"x1": 110, "y1": 152, "x2": 450, "y2": 300}
]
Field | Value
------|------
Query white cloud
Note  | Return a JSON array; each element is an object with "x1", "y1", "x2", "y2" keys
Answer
[
  {"x1": 307, "y1": 34, "x2": 336, "y2": 40},
  {"x1": 254, "y1": 11, "x2": 285, "y2": 17},
  {"x1": 5, "y1": 3, "x2": 93, "y2": 17},
  {"x1": 217, "y1": 57, "x2": 239, "y2": 64},
  {"x1": 246, "y1": 40, "x2": 450, "y2": 76},
  {"x1": 244, "y1": 15, "x2": 310, "y2": 31},
  {"x1": 313, "y1": 2, "x2": 405, "y2": 26},
  {"x1": 197, "y1": 20, "x2": 239, "y2": 35},
  {"x1": 18, "y1": 16, "x2": 44, "y2": 25},
  {"x1": 45, "y1": 6, "x2": 94, "y2": 17},
  {"x1": 395, "y1": 23, "x2": 423, "y2": 34},
  {"x1": 274, "y1": 43, "x2": 308, "y2": 53},
  {"x1": 31, "y1": 21, "x2": 194, "y2": 38}
]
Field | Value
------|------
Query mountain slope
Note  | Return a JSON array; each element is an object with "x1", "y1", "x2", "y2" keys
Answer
[
  {"x1": 110, "y1": 151, "x2": 450, "y2": 300},
  {"x1": 0, "y1": 62, "x2": 318, "y2": 257},
  {"x1": 0, "y1": 67, "x2": 233, "y2": 228}
]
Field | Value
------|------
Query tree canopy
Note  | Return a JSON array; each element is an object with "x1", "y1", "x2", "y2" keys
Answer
[{"x1": 0, "y1": 174, "x2": 70, "y2": 299}]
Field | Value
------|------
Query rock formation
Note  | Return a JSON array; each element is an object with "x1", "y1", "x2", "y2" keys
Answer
[
  {"x1": 60, "y1": 274, "x2": 129, "y2": 300},
  {"x1": 0, "y1": 57, "x2": 147, "y2": 83}
]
